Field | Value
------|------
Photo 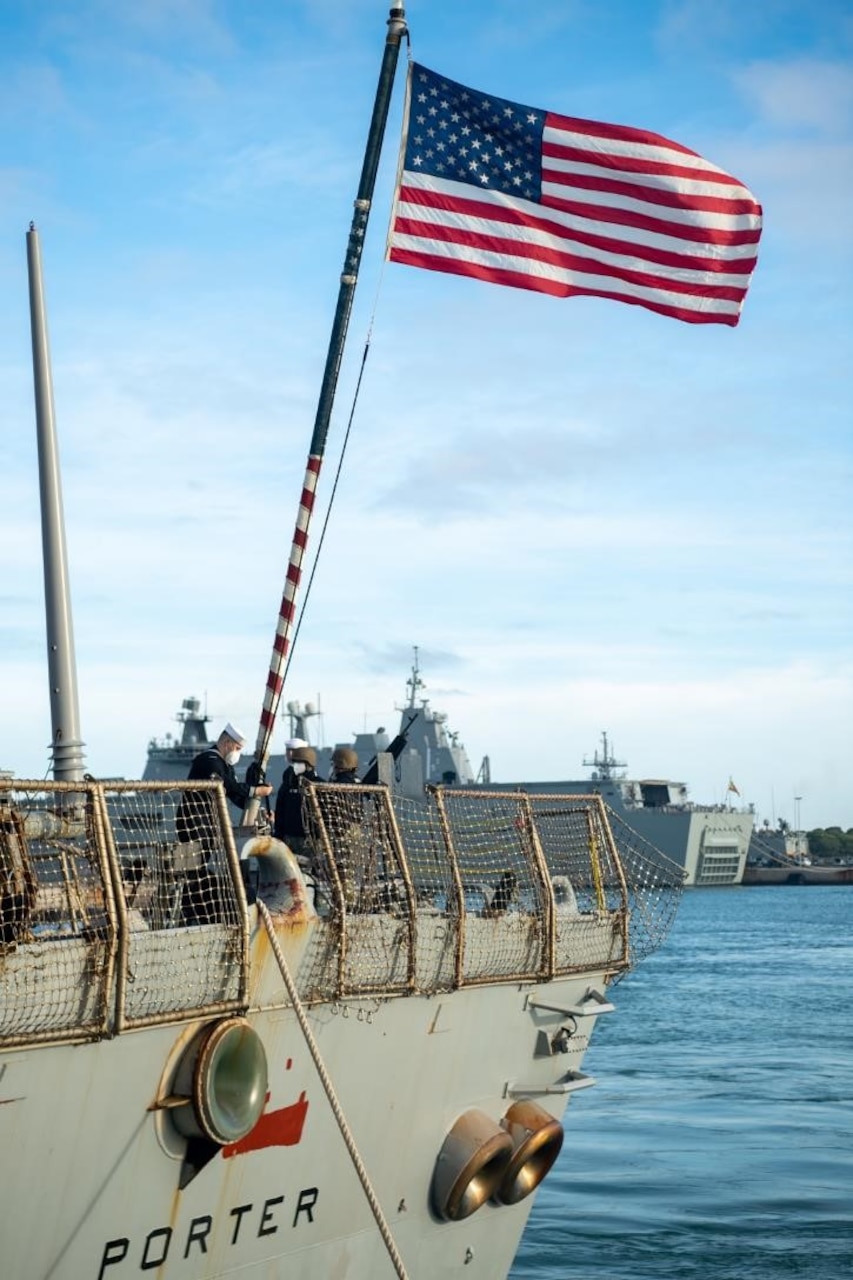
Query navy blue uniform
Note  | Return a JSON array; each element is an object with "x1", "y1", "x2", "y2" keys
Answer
[
  {"x1": 273, "y1": 765, "x2": 321, "y2": 844},
  {"x1": 176, "y1": 747, "x2": 248, "y2": 924}
]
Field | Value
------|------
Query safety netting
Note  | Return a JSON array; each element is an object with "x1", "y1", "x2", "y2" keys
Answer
[
  {"x1": 0, "y1": 786, "x2": 112, "y2": 1041},
  {"x1": 0, "y1": 779, "x2": 684, "y2": 1044},
  {"x1": 0, "y1": 780, "x2": 247, "y2": 1044},
  {"x1": 295, "y1": 785, "x2": 684, "y2": 1001}
]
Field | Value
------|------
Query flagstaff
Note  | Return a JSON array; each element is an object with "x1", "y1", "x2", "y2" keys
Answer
[{"x1": 244, "y1": 4, "x2": 408, "y2": 820}]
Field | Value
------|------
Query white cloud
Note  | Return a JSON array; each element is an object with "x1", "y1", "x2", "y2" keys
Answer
[{"x1": 734, "y1": 58, "x2": 853, "y2": 135}]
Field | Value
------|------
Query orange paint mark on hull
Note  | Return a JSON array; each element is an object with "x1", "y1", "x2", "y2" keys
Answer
[{"x1": 222, "y1": 1091, "x2": 309, "y2": 1158}]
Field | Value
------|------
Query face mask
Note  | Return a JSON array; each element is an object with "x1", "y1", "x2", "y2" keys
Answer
[
  {"x1": 291, "y1": 762, "x2": 306, "y2": 776},
  {"x1": 225, "y1": 749, "x2": 241, "y2": 766}
]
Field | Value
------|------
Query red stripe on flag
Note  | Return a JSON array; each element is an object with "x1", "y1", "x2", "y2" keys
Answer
[
  {"x1": 392, "y1": 216, "x2": 748, "y2": 302},
  {"x1": 542, "y1": 164, "x2": 761, "y2": 217},
  {"x1": 545, "y1": 110, "x2": 706, "y2": 156},
  {"x1": 387, "y1": 247, "x2": 741, "y2": 325},
  {"x1": 396, "y1": 182, "x2": 760, "y2": 254},
  {"x1": 394, "y1": 206, "x2": 756, "y2": 279},
  {"x1": 542, "y1": 138, "x2": 752, "y2": 190}
]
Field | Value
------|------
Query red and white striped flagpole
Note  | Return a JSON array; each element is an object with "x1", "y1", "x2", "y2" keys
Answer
[
  {"x1": 243, "y1": 6, "x2": 407, "y2": 822},
  {"x1": 255, "y1": 453, "x2": 321, "y2": 747}
]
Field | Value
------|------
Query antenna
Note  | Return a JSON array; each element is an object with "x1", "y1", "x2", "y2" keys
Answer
[
  {"x1": 583, "y1": 731, "x2": 626, "y2": 781},
  {"x1": 405, "y1": 644, "x2": 426, "y2": 709},
  {"x1": 27, "y1": 224, "x2": 86, "y2": 781}
]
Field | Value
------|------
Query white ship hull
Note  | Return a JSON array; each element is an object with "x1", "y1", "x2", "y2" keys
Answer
[
  {"x1": 1, "y1": 969, "x2": 604, "y2": 1279},
  {"x1": 1, "y1": 777, "x2": 677, "y2": 1280}
]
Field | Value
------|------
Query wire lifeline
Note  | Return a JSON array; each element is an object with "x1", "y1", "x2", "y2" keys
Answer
[
  {"x1": 281, "y1": 140, "x2": 394, "y2": 695},
  {"x1": 277, "y1": 327, "x2": 374, "y2": 696},
  {"x1": 256, "y1": 899, "x2": 410, "y2": 1280}
]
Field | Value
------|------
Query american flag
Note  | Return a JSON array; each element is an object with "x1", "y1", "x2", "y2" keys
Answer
[{"x1": 388, "y1": 64, "x2": 762, "y2": 326}]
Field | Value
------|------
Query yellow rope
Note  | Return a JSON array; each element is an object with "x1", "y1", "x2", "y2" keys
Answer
[
  {"x1": 256, "y1": 900, "x2": 409, "y2": 1280},
  {"x1": 589, "y1": 822, "x2": 606, "y2": 913}
]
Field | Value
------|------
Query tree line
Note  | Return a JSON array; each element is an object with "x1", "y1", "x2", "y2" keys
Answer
[{"x1": 807, "y1": 827, "x2": 853, "y2": 860}]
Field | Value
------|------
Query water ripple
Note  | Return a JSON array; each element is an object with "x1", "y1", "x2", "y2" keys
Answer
[{"x1": 511, "y1": 887, "x2": 853, "y2": 1280}]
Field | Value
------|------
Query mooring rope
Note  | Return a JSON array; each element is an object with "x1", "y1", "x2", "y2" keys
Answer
[{"x1": 256, "y1": 900, "x2": 409, "y2": 1280}]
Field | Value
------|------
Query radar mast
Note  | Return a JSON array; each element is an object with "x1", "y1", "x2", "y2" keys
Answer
[
  {"x1": 583, "y1": 732, "x2": 627, "y2": 782},
  {"x1": 404, "y1": 645, "x2": 427, "y2": 710}
]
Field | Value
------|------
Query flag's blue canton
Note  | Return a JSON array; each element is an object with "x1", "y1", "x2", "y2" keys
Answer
[{"x1": 405, "y1": 65, "x2": 544, "y2": 201}]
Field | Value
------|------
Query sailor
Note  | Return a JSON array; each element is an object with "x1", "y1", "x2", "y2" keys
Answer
[
  {"x1": 481, "y1": 870, "x2": 518, "y2": 917},
  {"x1": 176, "y1": 722, "x2": 272, "y2": 923},
  {"x1": 273, "y1": 744, "x2": 322, "y2": 864},
  {"x1": 327, "y1": 747, "x2": 364, "y2": 908},
  {"x1": 330, "y1": 746, "x2": 359, "y2": 783}
]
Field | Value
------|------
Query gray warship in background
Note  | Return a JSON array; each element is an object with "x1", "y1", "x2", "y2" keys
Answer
[
  {"x1": 486, "y1": 733, "x2": 753, "y2": 888},
  {"x1": 143, "y1": 650, "x2": 478, "y2": 798},
  {"x1": 145, "y1": 652, "x2": 752, "y2": 887}
]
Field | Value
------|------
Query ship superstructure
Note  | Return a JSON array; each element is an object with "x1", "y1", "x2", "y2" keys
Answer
[
  {"x1": 484, "y1": 732, "x2": 752, "y2": 887},
  {"x1": 145, "y1": 699, "x2": 749, "y2": 886},
  {"x1": 381, "y1": 647, "x2": 480, "y2": 791},
  {"x1": 144, "y1": 650, "x2": 480, "y2": 797},
  {"x1": 146, "y1": 696, "x2": 214, "y2": 775}
]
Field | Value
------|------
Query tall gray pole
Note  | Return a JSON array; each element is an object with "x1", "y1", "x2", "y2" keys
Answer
[{"x1": 26, "y1": 223, "x2": 86, "y2": 781}]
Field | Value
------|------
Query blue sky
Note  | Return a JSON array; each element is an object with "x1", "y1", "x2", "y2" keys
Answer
[{"x1": 1, "y1": 0, "x2": 851, "y2": 831}]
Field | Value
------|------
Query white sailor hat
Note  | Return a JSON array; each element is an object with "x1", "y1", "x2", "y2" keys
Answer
[
  {"x1": 285, "y1": 737, "x2": 307, "y2": 751},
  {"x1": 223, "y1": 722, "x2": 246, "y2": 746}
]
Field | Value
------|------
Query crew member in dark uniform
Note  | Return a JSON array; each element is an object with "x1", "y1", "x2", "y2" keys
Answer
[
  {"x1": 273, "y1": 745, "x2": 322, "y2": 866},
  {"x1": 330, "y1": 746, "x2": 359, "y2": 784},
  {"x1": 328, "y1": 747, "x2": 364, "y2": 907},
  {"x1": 176, "y1": 722, "x2": 272, "y2": 923}
]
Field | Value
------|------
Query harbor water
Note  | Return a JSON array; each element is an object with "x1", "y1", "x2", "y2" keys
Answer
[{"x1": 511, "y1": 886, "x2": 853, "y2": 1280}]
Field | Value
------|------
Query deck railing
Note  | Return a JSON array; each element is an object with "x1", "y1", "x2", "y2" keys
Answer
[{"x1": 0, "y1": 780, "x2": 682, "y2": 1046}]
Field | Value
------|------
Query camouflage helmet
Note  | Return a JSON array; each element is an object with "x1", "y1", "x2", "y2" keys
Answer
[
  {"x1": 332, "y1": 746, "x2": 359, "y2": 772},
  {"x1": 290, "y1": 745, "x2": 317, "y2": 768}
]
